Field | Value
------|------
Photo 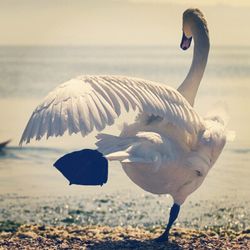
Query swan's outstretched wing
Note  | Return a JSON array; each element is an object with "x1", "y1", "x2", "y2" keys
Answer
[{"x1": 20, "y1": 75, "x2": 204, "y2": 144}]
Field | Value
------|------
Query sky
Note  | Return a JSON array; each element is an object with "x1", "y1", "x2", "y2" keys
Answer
[{"x1": 0, "y1": 0, "x2": 249, "y2": 46}]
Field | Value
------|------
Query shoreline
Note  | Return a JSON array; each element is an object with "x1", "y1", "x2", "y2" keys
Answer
[
  {"x1": 0, "y1": 224, "x2": 249, "y2": 249},
  {"x1": 0, "y1": 193, "x2": 249, "y2": 232}
]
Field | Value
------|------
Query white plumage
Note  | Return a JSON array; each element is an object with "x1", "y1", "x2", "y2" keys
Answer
[
  {"x1": 20, "y1": 9, "x2": 232, "y2": 236},
  {"x1": 20, "y1": 75, "x2": 203, "y2": 144},
  {"x1": 20, "y1": 73, "x2": 228, "y2": 204},
  {"x1": 20, "y1": 8, "x2": 232, "y2": 241}
]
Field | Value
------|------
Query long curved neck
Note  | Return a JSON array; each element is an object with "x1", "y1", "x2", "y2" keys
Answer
[{"x1": 177, "y1": 26, "x2": 210, "y2": 107}]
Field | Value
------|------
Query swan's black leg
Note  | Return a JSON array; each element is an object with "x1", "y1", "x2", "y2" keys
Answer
[{"x1": 155, "y1": 203, "x2": 180, "y2": 242}]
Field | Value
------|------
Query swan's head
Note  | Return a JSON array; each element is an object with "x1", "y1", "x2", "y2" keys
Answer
[{"x1": 180, "y1": 8, "x2": 208, "y2": 50}]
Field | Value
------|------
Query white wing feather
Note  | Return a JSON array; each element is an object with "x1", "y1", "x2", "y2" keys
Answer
[{"x1": 20, "y1": 75, "x2": 204, "y2": 144}]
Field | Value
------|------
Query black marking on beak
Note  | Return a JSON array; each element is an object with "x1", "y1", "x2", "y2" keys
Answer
[{"x1": 180, "y1": 32, "x2": 192, "y2": 50}]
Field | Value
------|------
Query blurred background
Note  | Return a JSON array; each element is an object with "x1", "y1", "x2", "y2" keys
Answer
[{"x1": 0, "y1": 0, "x2": 249, "y2": 230}]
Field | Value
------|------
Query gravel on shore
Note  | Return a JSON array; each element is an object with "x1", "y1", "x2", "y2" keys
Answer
[{"x1": 0, "y1": 224, "x2": 249, "y2": 250}]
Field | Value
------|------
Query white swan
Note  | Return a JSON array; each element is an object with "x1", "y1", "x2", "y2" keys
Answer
[{"x1": 20, "y1": 9, "x2": 230, "y2": 241}]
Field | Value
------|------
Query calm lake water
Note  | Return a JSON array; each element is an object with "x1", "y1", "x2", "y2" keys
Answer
[{"x1": 0, "y1": 46, "x2": 249, "y2": 228}]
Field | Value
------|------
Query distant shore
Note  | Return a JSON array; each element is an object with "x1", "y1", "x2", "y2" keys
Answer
[{"x1": 0, "y1": 224, "x2": 249, "y2": 249}]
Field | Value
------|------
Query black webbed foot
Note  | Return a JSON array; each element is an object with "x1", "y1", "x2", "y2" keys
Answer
[
  {"x1": 154, "y1": 231, "x2": 169, "y2": 243},
  {"x1": 155, "y1": 203, "x2": 180, "y2": 243}
]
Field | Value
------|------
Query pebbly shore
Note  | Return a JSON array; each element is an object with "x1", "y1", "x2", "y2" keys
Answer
[{"x1": 0, "y1": 224, "x2": 249, "y2": 250}]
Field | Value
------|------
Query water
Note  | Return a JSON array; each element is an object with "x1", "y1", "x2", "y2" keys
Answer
[{"x1": 0, "y1": 46, "x2": 249, "y2": 228}]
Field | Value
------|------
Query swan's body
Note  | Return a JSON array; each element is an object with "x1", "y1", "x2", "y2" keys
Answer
[
  {"x1": 20, "y1": 9, "x2": 230, "y2": 241},
  {"x1": 98, "y1": 115, "x2": 226, "y2": 205}
]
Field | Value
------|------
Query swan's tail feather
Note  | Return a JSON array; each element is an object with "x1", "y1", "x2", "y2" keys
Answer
[
  {"x1": 204, "y1": 101, "x2": 229, "y2": 126},
  {"x1": 204, "y1": 101, "x2": 235, "y2": 142}
]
